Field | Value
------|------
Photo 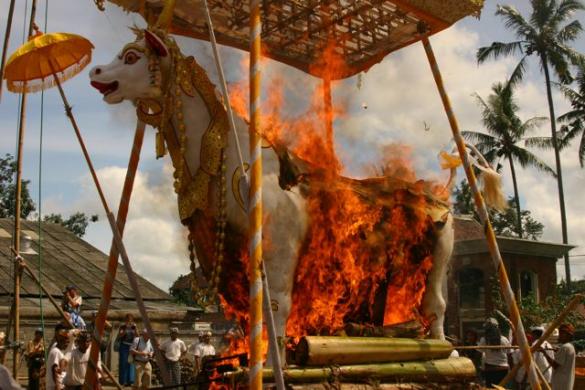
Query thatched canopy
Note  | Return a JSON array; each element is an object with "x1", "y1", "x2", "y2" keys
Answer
[{"x1": 104, "y1": 0, "x2": 484, "y2": 79}]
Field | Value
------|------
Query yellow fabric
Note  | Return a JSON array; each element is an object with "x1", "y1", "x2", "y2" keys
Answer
[
  {"x1": 439, "y1": 151, "x2": 462, "y2": 170},
  {"x1": 4, "y1": 32, "x2": 94, "y2": 93}
]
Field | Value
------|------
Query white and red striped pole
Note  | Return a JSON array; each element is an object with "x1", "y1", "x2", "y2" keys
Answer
[{"x1": 248, "y1": 0, "x2": 263, "y2": 389}]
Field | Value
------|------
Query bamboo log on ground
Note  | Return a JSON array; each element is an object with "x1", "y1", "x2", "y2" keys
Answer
[
  {"x1": 228, "y1": 357, "x2": 476, "y2": 384},
  {"x1": 344, "y1": 321, "x2": 423, "y2": 339},
  {"x1": 295, "y1": 336, "x2": 453, "y2": 366}
]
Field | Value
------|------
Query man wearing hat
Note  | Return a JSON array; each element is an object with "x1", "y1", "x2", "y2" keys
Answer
[
  {"x1": 194, "y1": 331, "x2": 215, "y2": 376},
  {"x1": 160, "y1": 328, "x2": 187, "y2": 385},
  {"x1": 541, "y1": 323, "x2": 576, "y2": 390},
  {"x1": 530, "y1": 325, "x2": 553, "y2": 384}
]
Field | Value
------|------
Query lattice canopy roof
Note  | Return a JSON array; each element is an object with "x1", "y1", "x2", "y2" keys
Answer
[{"x1": 105, "y1": 0, "x2": 484, "y2": 79}]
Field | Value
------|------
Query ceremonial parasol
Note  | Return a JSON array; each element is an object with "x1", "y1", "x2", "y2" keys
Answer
[{"x1": 4, "y1": 31, "x2": 93, "y2": 93}]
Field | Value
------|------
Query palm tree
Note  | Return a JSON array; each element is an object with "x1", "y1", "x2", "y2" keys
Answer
[
  {"x1": 463, "y1": 81, "x2": 554, "y2": 238},
  {"x1": 477, "y1": 0, "x2": 585, "y2": 285}
]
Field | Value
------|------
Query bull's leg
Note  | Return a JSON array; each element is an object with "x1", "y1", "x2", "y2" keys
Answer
[
  {"x1": 420, "y1": 213, "x2": 454, "y2": 340},
  {"x1": 262, "y1": 176, "x2": 308, "y2": 366}
]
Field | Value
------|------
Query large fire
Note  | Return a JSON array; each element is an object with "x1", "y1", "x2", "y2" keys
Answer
[{"x1": 221, "y1": 41, "x2": 444, "y2": 344}]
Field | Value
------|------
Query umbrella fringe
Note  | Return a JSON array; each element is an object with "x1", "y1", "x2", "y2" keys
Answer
[{"x1": 7, "y1": 53, "x2": 91, "y2": 93}]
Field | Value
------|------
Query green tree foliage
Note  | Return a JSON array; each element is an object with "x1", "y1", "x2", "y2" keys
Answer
[
  {"x1": 478, "y1": 0, "x2": 585, "y2": 284},
  {"x1": 0, "y1": 154, "x2": 36, "y2": 218},
  {"x1": 462, "y1": 80, "x2": 553, "y2": 238},
  {"x1": 452, "y1": 180, "x2": 544, "y2": 240},
  {"x1": 490, "y1": 277, "x2": 584, "y2": 330},
  {"x1": 0, "y1": 154, "x2": 97, "y2": 237},
  {"x1": 43, "y1": 212, "x2": 99, "y2": 238}
]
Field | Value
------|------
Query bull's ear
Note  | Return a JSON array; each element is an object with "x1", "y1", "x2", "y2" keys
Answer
[{"x1": 144, "y1": 30, "x2": 168, "y2": 57}]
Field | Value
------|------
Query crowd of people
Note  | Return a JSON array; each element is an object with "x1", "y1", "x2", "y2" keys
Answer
[{"x1": 457, "y1": 317, "x2": 577, "y2": 389}]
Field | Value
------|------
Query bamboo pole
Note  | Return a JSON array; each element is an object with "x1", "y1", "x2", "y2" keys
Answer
[
  {"x1": 101, "y1": 363, "x2": 124, "y2": 390},
  {"x1": 84, "y1": 121, "x2": 146, "y2": 389},
  {"x1": 323, "y1": 76, "x2": 333, "y2": 155},
  {"x1": 0, "y1": 0, "x2": 16, "y2": 101},
  {"x1": 11, "y1": 1, "x2": 38, "y2": 377},
  {"x1": 48, "y1": 67, "x2": 171, "y2": 387},
  {"x1": 295, "y1": 336, "x2": 453, "y2": 366},
  {"x1": 420, "y1": 34, "x2": 540, "y2": 390},
  {"x1": 14, "y1": 253, "x2": 74, "y2": 328},
  {"x1": 228, "y1": 357, "x2": 476, "y2": 384},
  {"x1": 248, "y1": 1, "x2": 263, "y2": 390},
  {"x1": 499, "y1": 294, "x2": 584, "y2": 386}
]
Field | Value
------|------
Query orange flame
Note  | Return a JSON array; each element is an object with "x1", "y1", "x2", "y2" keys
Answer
[{"x1": 221, "y1": 41, "x2": 441, "y2": 344}]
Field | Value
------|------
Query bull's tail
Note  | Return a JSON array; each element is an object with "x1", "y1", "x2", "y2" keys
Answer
[{"x1": 439, "y1": 143, "x2": 507, "y2": 212}]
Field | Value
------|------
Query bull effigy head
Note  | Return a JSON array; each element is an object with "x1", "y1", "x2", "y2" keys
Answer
[{"x1": 89, "y1": 29, "x2": 170, "y2": 104}]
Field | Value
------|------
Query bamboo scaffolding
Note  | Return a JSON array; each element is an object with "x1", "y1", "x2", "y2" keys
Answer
[
  {"x1": 11, "y1": 0, "x2": 38, "y2": 376},
  {"x1": 421, "y1": 33, "x2": 540, "y2": 390},
  {"x1": 295, "y1": 337, "x2": 453, "y2": 366},
  {"x1": 248, "y1": 1, "x2": 263, "y2": 390},
  {"x1": 228, "y1": 357, "x2": 476, "y2": 384},
  {"x1": 47, "y1": 66, "x2": 170, "y2": 388},
  {"x1": 84, "y1": 120, "x2": 146, "y2": 389}
]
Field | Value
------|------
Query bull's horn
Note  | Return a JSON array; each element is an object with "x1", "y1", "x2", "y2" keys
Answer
[{"x1": 156, "y1": 0, "x2": 176, "y2": 30}]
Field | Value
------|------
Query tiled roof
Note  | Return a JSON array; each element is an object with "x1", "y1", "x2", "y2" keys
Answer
[
  {"x1": 0, "y1": 218, "x2": 172, "y2": 303},
  {"x1": 453, "y1": 215, "x2": 484, "y2": 241}
]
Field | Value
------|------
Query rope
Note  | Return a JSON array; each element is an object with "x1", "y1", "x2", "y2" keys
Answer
[{"x1": 37, "y1": 0, "x2": 49, "y2": 359}]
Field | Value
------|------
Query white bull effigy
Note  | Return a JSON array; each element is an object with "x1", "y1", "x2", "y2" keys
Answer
[{"x1": 90, "y1": 27, "x2": 456, "y2": 347}]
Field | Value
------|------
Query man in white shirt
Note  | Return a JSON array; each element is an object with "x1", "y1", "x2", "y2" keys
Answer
[
  {"x1": 530, "y1": 326, "x2": 553, "y2": 384},
  {"x1": 542, "y1": 323, "x2": 576, "y2": 390},
  {"x1": 194, "y1": 331, "x2": 216, "y2": 376},
  {"x1": 46, "y1": 329, "x2": 70, "y2": 390},
  {"x1": 131, "y1": 329, "x2": 154, "y2": 389},
  {"x1": 64, "y1": 331, "x2": 101, "y2": 390},
  {"x1": 160, "y1": 328, "x2": 186, "y2": 385}
]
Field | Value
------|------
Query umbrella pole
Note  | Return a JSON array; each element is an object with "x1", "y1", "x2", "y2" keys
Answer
[
  {"x1": 84, "y1": 121, "x2": 146, "y2": 389},
  {"x1": 421, "y1": 35, "x2": 541, "y2": 390},
  {"x1": 49, "y1": 71, "x2": 172, "y2": 387},
  {"x1": 0, "y1": 0, "x2": 16, "y2": 102}
]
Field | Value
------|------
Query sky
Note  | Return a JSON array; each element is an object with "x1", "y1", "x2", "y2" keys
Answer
[{"x1": 0, "y1": 0, "x2": 584, "y2": 290}]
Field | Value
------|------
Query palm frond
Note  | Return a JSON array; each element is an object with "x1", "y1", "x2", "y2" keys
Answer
[
  {"x1": 545, "y1": 47, "x2": 574, "y2": 84},
  {"x1": 477, "y1": 41, "x2": 525, "y2": 64},
  {"x1": 550, "y1": 0, "x2": 585, "y2": 28},
  {"x1": 507, "y1": 56, "x2": 529, "y2": 87},
  {"x1": 512, "y1": 146, "x2": 557, "y2": 176},
  {"x1": 525, "y1": 136, "x2": 556, "y2": 150},
  {"x1": 497, "y1": 5, "x2": 536, "y2": 38},
  {"x1": 530, "y1": 0, "x2": 555, "y2": 29},
  {"x1": 462, "y1": 131, "x2": 498, "y2": 145},
  {"x1": 517, "y1": 116, "x2": 549, "y2": 137},
  {"x1": 578, "y1": 128, "x2": 585, "y2": 167},
  {"x1": 557, "y1": 19, "x2": 584, "y2": 42}
]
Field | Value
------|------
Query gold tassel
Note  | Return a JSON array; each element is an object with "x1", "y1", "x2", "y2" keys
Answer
[
  {"x1": 156, "y1": 131, "x2": 167, "y2": 159},
  {"x1": 478, "y1": 167, "x2": 507, "y2": 212}
]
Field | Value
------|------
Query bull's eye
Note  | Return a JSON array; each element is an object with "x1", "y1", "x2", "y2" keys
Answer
[{"x1": 124, "y1": 51, "x2": 140, "y2": 65}]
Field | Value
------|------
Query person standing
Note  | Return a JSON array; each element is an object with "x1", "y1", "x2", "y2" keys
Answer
[
  {"x1": 46, "y1": 328, "x2": 70, "y2": 390},
  {"x1": 530, "y1": 326, "x2": 553, "y2": 384},
  {"x1": 25, "y1": 328, "x2": 45, "y2": 390},
  {"x1": 160, "y1": 328, "x2": 186, "y2": 386},
  {"x1": 478, "y1": 318, "x2": 510, "y2": 387},
  {"x1": 62, "y1": 286, "x2": 85, "y2": 329},
  {"x1": 86, "y1": 311, "x2": 113, "y2": 368},
  {"x1": 116, "y1": 314, "x2": 137, "y2": 386},
  {"x1": 131, "y1": 329, "x2": 154, "y2": 390},
  {"x1": 64, "y1": 331, "x2": 101, "y2": 390},
  {"x1": 542, "y1": 323, "x2": 576, "y2": 390},
  {"x1": 194, "y1": 332, "x2": 215, "y2": 376}
]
